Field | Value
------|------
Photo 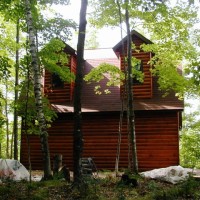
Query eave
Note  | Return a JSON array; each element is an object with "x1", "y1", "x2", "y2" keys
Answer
[{"x1": 113, "y1": 30, "x2": 153, "y2": 55}]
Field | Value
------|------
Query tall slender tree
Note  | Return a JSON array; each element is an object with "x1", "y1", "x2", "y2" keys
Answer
[
  {"x1": 73, "y1": 0, "x2": 88, "y2": 184},
  {"x1": 25, "y1": 0, "x2": 52, "y2": 180},
  {"x1": 0, "y1": 0, "x2": 75, "y2": 162},
  {"x1": 13, "y1": 18, "x2": 20, "y2": 160},
  {"x1": 5, "y1": 80, "x2": 10, "y2": 158},
  {"x1": 125, "y1": 0, "x2": 138, "y2": 174}
]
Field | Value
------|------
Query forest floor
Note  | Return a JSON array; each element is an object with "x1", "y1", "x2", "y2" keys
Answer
[{"x1": 0, "y1": 170, "x2": 200, "y2": 200}]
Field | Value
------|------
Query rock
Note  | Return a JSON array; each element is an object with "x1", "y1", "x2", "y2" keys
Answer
[
  {"x1": 140, "y1": 165, "x2": 192, "y2": 184},
  {"x1": 0, "y1": 159, "x2": 30, "y2": 181}
]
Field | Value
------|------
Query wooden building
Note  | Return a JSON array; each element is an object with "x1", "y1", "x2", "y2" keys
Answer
[{"x1": 20, "y1": 30, "x2": 184, "y2": 172}]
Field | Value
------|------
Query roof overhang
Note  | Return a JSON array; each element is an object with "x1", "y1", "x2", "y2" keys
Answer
[{"x1": 112, "y1": 30, "x2": 153, "y2": 55}]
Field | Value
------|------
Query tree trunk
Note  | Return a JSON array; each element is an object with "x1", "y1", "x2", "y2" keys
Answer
[
  {"x1": 25, "y1": 0, "x2": 52, "y2": 180},
  {"x1": 125, "y1": 0, "x2": 138, "y2": 174},
  {"x1": 0, "y1": 143, "x2": 1, "y2": 158},
  {"x1": 73, "y1": 0, "x2": 88, "y2": 184},
  {"x1": 24, "y1": 62, "x2": 32, "y2": 182},
  {"x1": 5, "y1": 81, "x2": 9, "y2": 158},
  {"x1": 13, "y1": 18, "x2": 19, "y2": 160},
  {"x1": 115, "y1": 0, "x2": 124, "y2": 175}
]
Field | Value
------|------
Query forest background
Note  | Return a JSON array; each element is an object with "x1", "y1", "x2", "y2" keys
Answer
[{"x1": 0, "y1": 0, "x2": 200, "y2": 179}]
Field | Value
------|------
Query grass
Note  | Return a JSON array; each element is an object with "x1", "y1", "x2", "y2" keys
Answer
[{"x1": 0, "y1": 174, "x2": 200, "y2": 199}]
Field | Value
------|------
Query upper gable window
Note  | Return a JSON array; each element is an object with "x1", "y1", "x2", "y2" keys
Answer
[
  {"x1": 52, "y1": 73, "x2": 64, "y2": 88},
  {"x1": 51, "y1": 58, "x2": 70, "y2": 89},
  {"x1": 132, "y1": 60, "x2": 144, "y2": 85}
]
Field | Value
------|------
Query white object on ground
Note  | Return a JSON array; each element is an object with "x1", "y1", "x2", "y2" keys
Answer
[
  {"x1": 140, "y1": 165, "x2": 193, "y2": 184},
  {"x1": 0, "y1": 159, "x2": 30, "y2": 181}
]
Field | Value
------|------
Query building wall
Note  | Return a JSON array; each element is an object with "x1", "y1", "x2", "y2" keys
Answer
[
  {"x1": 44, "y1": 55, "x2": 76, "y2": 104},
  {"x1": 117, "y1": 34, "x2": 153, "y2": 99},
  {"x1": 20, "y1": 110, "x2": 180, "y2": 172},
  {"x1": 120, "y1": 51, "x2": 153, "y2": 99}
]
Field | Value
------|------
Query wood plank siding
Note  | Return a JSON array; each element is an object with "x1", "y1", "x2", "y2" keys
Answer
[
  {"x1": 44, "y1": 55, "x2": 76, "y2": 104},
  {"x1": 114, "y1": 32, "x2": 153, "y2": 99},
  {"x1": 120, "y1": 51, "x2": 153, "y2": 99},
  {"x1": 20, "y1": 110, "x2": 179, "y2": 172},
  {"x1": 20, "y1": 30, "x2": 183, "y2": 173}
]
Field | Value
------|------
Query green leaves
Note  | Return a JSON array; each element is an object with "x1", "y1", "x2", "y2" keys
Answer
[
  {"x1": 0, "y1": 56, "x2": 12, "y2": 80},
  {"x1": 37, "y1": 15, "x2": 77, "y2": 44},
  {"x1": 84, "y1": 62, "x2": 124, "y2": 85},
  {"x1": 18, "y1": 80, "x2": 57, "y2": 135},
  {"x1": 131, "y1": 57, "x2": 144, "y2": 83},
  {"x1": 88, "y1": 0, "x2": 121, "y2": 27},
  {"x1": 180, "y1": 104, "x2": 200, "y2": 168},
  {"x1": 88, "y1": 0, "x2": 200, "y2": 97},
  {"x1": 39, "y1": 0, "x2": 70, "y2": 6},
  {"x1": 84, "y1": 58, "x2": 145, "y2": 94},
  {"x1": 40, "y1": 38, "x2": 74, "y2": 83},
  {"x1": 84, "y1": 62, "x2": 125, "y2": 94}
]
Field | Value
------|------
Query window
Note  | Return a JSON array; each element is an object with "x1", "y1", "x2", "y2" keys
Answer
[
  {"x1": 132, "y1": 60, "x2": 143, "y2": 84},
  {"x1": 52, "y1": 73, "x2": 64, "y2": 88}
]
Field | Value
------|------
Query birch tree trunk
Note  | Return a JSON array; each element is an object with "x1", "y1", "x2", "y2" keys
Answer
[
  {"x1": 73, "y1": 0, "x2": 88, "y2": 184},
  {"x1": 125, "y1": 0, "x2": 138, "y2": 174},
  {"x1": 25, "y1": 0, "x2": 52, "y2": 180}
]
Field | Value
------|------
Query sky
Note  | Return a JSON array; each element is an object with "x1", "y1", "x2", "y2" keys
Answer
[
  {"x1": 54, "y1": 0, "x2": 200, "y2": 49},
  {"x1": 53, "y1": 1, "x2": 122, "y2": 48}
]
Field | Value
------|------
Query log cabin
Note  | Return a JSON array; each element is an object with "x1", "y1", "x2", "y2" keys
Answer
[{"x1": 20, "y1": 30, "x2": 184, "y2": 172}]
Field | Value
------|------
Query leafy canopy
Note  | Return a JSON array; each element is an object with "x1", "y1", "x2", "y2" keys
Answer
[{"x1": 88, "y1": 0, "x2": 200, "y2": 97}]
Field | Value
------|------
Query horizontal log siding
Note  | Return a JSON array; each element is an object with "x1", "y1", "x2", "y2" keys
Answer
[
  {"x1": 136, "y1": 111, "x2": 179, "y2": 171},
  {"x1": 118, "y1": 34, "x2": 153, "y2": 99},
  {"x1": 44, "y1": 55, "x2": 76, "y2": 104},
  {"x1": 120, "y1": 52, "x2": 152, "y2": 99},
  {"x1": 20, "y1": 111, "x2": 179, "y2": 172}
]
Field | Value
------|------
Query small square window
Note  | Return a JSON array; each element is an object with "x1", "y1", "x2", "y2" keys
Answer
[{"x1": 52, "y1": 73, "x2": 64, "y2": 88}]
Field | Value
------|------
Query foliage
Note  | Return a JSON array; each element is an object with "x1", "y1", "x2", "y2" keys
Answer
[
  {"x1": 184, "y1": 54, "x2": 200, "y2": 96},
  {"x1": 84, "y1": 57, "x2": 144, "y2": 95},
  {"x1": 18, "y1": 80, "x2": 57, "y2": 135},
  {"x1": 0, "y1": 179, "x2": 69, "y2": 200},
  {"x1": 180, "y1": 103, "x2": 200, "y2": 168},
  {"x1": 85, "y1": 27, "x2": 100, "y2": 49},
  {"x1": 0, "y1": 0, "x2": 77, "y2": 161},
  {"x1": 88, "y1": 0, "x2": 200, "y2": 97},
  {"x1": 0, "y1": 174, "x2": 200, "y2": 200},
  {"x1": 151, "y1": 177, "x2": 200, "y2": 200},
  {"x1": 0, "y1": 25, "x2": 16, "y2": 158},
  {"x1": 180, "y1": 132, "x2": 200, "y2": 168},
  {"x1": 0, "y1": 57, "x2": 12, "y2": 79},
  {"x1": 84, "y1": 62, "x2": 124, "y2": 94},
  {"x1": 39, "y1": 0, "x2": 70, "y2": 5},
  {"x1": 0, "y1": 98, "x2": 6, "y2": 128},
  {"x1": 40, "y1": 38, "x2": 74, "y2": 82},
  {"x1": 131, "y1": 57, "x2": 144, "y2": 83},
  {"x1": 36, "y1": 13, "x2": 77, "y2": 44},
  {"x1": 139, "y1": 2, "x2": 199, "y2": 96}
]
